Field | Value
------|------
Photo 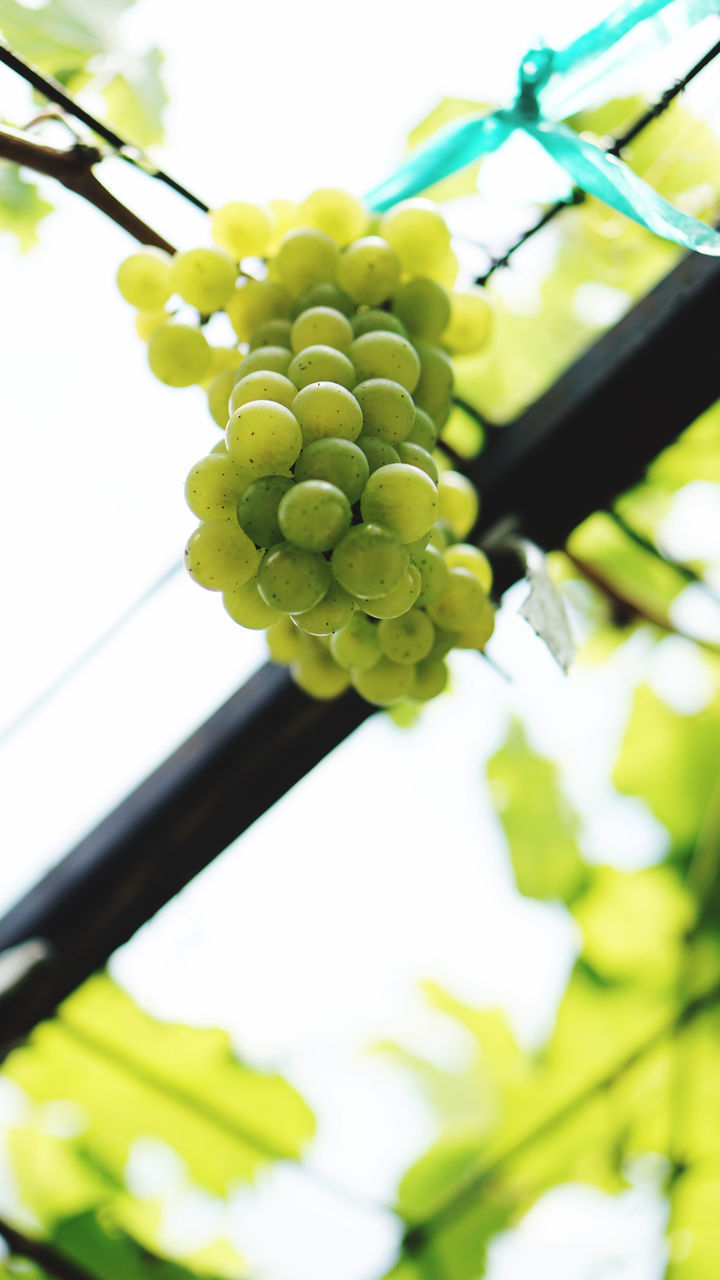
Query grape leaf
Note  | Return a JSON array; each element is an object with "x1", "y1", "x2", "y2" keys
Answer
[
  {"x1": 101, "y1": 47, "x2": 168, "y2": 148},
  {"x1": 487, "y1": 720, "x2": 587, "y2": 903},
  {"x1": 51, "y1": 1210, "x2": 230, "y2": 1280},
  {"x1": 0, "y1": 167, "x2": 53, "y2": 251},
  {"x1": 4, "y1": 974, "x2": 315, "y2": 1198}
]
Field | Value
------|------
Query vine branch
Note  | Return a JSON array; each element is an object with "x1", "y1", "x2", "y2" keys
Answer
[
  {"x1": 0, "y1": 1213, "x2": 97, "y2": 1280},
  {"x1": 0, "y1": 41, "x2": 208, "y2": 213},
  {"x1": 0, "y1": 125, "x2": 175, "y2": 253}
]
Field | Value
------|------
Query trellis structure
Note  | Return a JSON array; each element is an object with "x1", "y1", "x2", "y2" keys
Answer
[{"x1": 1, "y1": 228, "x2": 719, "y2": 1054}]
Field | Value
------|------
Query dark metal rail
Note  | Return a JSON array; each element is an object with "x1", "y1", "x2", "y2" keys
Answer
[{"x1": 1, "y1": 241, "x2": 720, "y2": 1052}]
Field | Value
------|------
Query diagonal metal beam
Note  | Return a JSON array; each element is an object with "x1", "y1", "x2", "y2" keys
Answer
[{"x1": 1, "y1": 242, "x2": 720, "y2": 1053}]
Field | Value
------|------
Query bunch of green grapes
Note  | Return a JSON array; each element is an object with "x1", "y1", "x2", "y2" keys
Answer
[{"x1": 116, "y1": 189, "x2": 495, "y2": 705}]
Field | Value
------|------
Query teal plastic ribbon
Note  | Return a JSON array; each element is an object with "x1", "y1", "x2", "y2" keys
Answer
[{"x1": 365, "y1": 0, "x2": 720, "y2": 256}]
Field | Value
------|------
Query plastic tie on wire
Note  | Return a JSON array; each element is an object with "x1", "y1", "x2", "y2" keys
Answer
[{"x1": 365, "y1": 0, "x2": 720, "y2": 257}]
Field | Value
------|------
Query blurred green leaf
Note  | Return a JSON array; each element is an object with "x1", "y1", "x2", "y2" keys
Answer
[
  {"x1": 573, "y1": 865, "x2": 695, "y2": 988},
  {"x1": 614, "y1": 684, "x2": 720, "y2": 858},
  {"x1": 4, "y1": 974, "x2": 315, "y2": 1199},
  {"x1": 51, "y1": 1210, "x2": 230, "y2": 1280},
  {"x1": 487, "y1": 720, "x2": 587, "y2": 902},
  {"x1": 0, "y1": 167, "x2": 52, "y2": 250},
  {"x1": 101, "y1": 47, "x2": 168, "y2": 148}
]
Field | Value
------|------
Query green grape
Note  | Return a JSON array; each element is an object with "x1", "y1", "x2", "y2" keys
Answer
[
  {"x1": 290, "y1": 307, "x2": 353, "y2": 354},
  {"x1": 135, "y1": 308, "x2": 169, "y2": 340},
  {"x1": 353, "y1": 656, "x2": 414, "y2": 706},
  {"x1": 441, "y1": 289, "x2": 493, "y2": 354},
  {"x1": 396, "y1": 441, "x2": 439, "y2": 481},
  {"x1": 237, "y1": 475, "x2": 294, "y2": 546},
  {"x1": 428, "y1": 522, "x2": 450, "y2": 550},
  {"x1": 426, "y1": 625, "x2": 455, "y2": 661},
  {"x1": 203, "y1": 346, "x2": 241, "y2": 383},
  {"x1": 266, "y1": 615, "x2": 304, "y2": 664},
  {"x1": 249, "y1": 318, "x2": 293, "y2": 349},
  {"x1": 292, "y1": 580, "x2": 355, "y2": 634},
  {"x1": 336, "y1": 236, "x2": 401, "y2": 305},
  {"x1": 185, "y1": 453, "x2": 251, "y2": 520},
  {"x1": 380, "y1": 199, "x2": 451, "y2": 276},
  {"x1": 392, "y1": 278, "x2": 451, "y2": 340},
  {"x1": 294, "y1": 437, "x2": 369, "y2": 504},
  {"x1": 413, "y1": 544, "x2": 450, "y2": 606},
  {"x1": 357, "y1": 435, "x2": 401, "y2": 473},
  {"x1": 117, "y1": 249, "x2": 172, "y2": 309},
  {"x1": 360, "y1": 463, "x2": 439, "y2": 543},
  {"x1": 331, "y1": 523, "x2": 408, "y2": 598},
  {"x1": 170, "y1": 247, "x2": 237, "y2": 312},
  {"x1": 288, "y1": 345, "x2": 356, "y2": 390},
  {"x1": 330, "y1": 611, "x2": 381, "y2": 671},
  {"x1": 438, "y1": 470, "x2": 479, "y2": 538},
  {"x1": 443, "y1": 543, "x2": 493, "y2": 592},
  {"x1": 300, "y1": 188, "x2": 369, "y2": 245},
  {"x1": 207, "y1": 368, "x2": 239, "y2": 427},
  {"x1": 273, "y1": 228, "x2": 339, "y2": 294},
  {"x1": 235, "y1": 345, "x2": 293, "y2": 378},
  {"x1": 411, "y1": 657, "x2": 449, "y2": 701},
  {"x1": 351, "y1": 309, "x2": 408, "y2": 338},
  {"x1": 290, "y1": 281, "x2": 355, "y2": 319},
  {"x1": 353, "y1": 378, "x2": 414, "y2": 444},
  {"x1": 278, "y1": 479, "x2": 351, "y2": 551},
  {"x1": 377, "y1": 609, "x2": 434, "y2": 663},
  {"x1": 258, "y1": 541, "x2": 331, "y2": 613},
  {"x1": 226, "y1": 400, "x2": 302, "y2": 476},
  {"x1": 291, "y1": 381, "x2": 363, "y2": 445},
  {"x1": 291, "y1": 641, "x2": 351, "y2": 699},
  {"x1": 211, "y1": 201, "x2": 272, "y2": 258},
  {"x1": 361, "y1": 563, "x2": 421, "y2": 618},
  {"x1": 185, "y1": 519, "x2": 259, "y2": 590},
  {"x1": 226, "y1": 278, "x2": 291, "y2": 341},
  {"x1": 267, "y1": 198, "x2": 300, "y2": 249},
  {"x1": 413, "y1": 341, "x2": 454, "y2": 423},
  {"x1": 407, "y1": 407, "x2": 438, "y2": 451},
  {"x1": 224, "y1": 575, "x2": 282, "y2": 628},
  {"x1": 350, "y1": 332, "x2": 420, "y2": 393},
  {"x1": 148, "y1": 324, "x2": 211, "y2": 387},
  {"x1": 427, "y1": 567, "x2": 489, "y2": 629},
  {"x1": 454, "y1": 598, "x2": 495, "y2": 650},
  {"x1": 230, "y1": 371, "x2": 297, "y2": 413}
]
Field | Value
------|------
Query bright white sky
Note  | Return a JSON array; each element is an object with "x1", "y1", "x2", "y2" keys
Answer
[{"x1": 1, "y1": 1, "x2": 720, "y2": 1277}]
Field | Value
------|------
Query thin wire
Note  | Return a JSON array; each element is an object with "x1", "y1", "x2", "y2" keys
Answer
[
  {"x1": 475, "y1": 34, "x2": 720, "y2": 285},
  {"x1": 0, "y1": 561, "x2": 183, "y2": 752},
  {"x1": 0, "y1": 42, "x2": 210, "y2": 213}
]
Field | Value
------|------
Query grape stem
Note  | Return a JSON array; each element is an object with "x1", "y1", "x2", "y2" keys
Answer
[{"x1": 0, "y1": 125, "x2": 175, "y2": 252}]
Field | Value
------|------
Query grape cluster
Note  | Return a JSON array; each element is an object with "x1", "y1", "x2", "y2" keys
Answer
[{"x1": 117, "y1": 190, "x2": 495, "y2": 706}]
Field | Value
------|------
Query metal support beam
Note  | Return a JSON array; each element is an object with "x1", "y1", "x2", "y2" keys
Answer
[{"x1": 2, "y1": 243, "x2": 720, "y2": 1051}]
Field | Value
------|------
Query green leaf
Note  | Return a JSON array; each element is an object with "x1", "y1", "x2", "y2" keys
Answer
[
  {"x1": 667, "y1": 1163, "x2": 720, "y2": 1280},
  {"x1": 51, "y1": 1210, "x2": 230, "y2": 1280},
  {"x1": 487, "y1": 720, "x2": 588, "y2": 903},
  {"x1": 4, "y1": 974, "x2": 315, "y2": 1198},
  {"x1": 613, "y1": 683, "x2": 720, "y2": 858},
  {"x1": 101, "y1": 47, "x2": 168, "y2": 148},
  {"x1": 0, "y1": 166, "x2": 53, "y2": 251},
  {"x1": 0, "y1": 0, "x2": 166, "y2": 143},
  {"x1": 573, "y1": 865, "x2": 695, "y2": 988}
]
